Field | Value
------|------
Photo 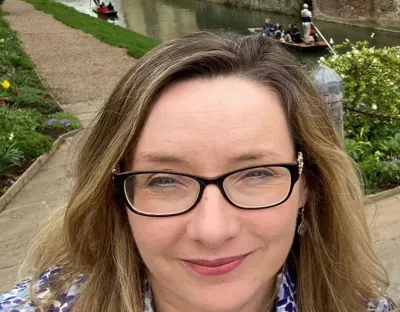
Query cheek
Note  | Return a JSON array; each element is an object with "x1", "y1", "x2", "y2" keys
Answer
[
  {"x1": 246, "y1": 196, "x2": 300, "y2": 244},
  {"x1": 127, "y1": 212, "x2": 183, "y2": 257}
]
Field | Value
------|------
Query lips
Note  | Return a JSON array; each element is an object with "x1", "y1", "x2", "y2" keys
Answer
[
  {"x1": 187, "y1": 255, "x2": 247, "y2": 267},
  {"x1": 183, "y1": 253, "x2": 250, "y2": 276}
]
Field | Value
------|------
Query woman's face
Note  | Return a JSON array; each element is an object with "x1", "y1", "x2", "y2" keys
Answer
[{"x1": 128, "y1": 77, "x2": 308, "y2": 312}]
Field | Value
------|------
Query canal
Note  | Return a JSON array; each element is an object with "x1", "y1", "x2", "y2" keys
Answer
[{"x1": 57, "y1": 0, "x2": 400, "y2": 62}]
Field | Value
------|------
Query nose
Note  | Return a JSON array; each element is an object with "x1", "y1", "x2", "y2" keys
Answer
[{"x1": 186, "y1": 184, "x2": 240, "y2": 249}]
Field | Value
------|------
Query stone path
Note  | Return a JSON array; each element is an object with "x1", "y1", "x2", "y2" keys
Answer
[
  {"x1": 365, "y1": 196, "x2": 400, "y2": 302},
  {"x1": 0, "y1": 0, "x2": 399, "y2": 305}
]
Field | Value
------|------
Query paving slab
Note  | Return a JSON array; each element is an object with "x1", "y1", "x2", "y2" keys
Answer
[
  {"x1": 366, "y1": 196, "x2": 400, "y2": 243},
  {"x1": 366, "y1": 195, "x2": 400, "y2": 302}
]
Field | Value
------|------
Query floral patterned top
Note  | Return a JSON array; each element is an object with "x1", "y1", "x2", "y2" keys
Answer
[{"x1": 0, "y1": 265, "x2": 397, "y2": 312}]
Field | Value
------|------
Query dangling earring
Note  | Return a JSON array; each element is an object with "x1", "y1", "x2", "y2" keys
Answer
[{"x1": 297, "y1": 207, "x2": 308, "y2": 236}]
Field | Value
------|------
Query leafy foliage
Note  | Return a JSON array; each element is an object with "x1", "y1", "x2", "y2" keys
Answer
[
  {"x1": 0, "y1": 131, "x2": 53, "y2": 160},
  {"x1": 0, "y1": 143, "x2": 24, "y2": 174},
  {"x1": 322, "y1": 41, "x2": 400, "y2": 193},
  {"x1": 0, "y1": 105, "x2": 43, "y2": 133}
]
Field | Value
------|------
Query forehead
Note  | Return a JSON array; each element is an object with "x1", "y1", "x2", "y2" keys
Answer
[{"x1": 132, "y1": 77, "x2": 295, "y2": 172}]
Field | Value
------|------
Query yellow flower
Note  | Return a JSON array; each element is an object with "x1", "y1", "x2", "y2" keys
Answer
[{"x1": 1, "y1": 80, "x2": 11, "y2": 89}]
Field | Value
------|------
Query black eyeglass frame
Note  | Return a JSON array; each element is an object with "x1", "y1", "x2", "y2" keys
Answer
[{"x1": 113, "y1": 152, "x2": 304, "y2": 217}]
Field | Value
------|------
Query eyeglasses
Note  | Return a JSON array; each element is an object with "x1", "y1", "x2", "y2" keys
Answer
[{"x1": 113, "y1": 152, "x2": 304, "y2": 217}]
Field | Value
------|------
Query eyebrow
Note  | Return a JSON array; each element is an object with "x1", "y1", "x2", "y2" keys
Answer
[
  {"x1": 135, "y1": 150, "x2": 284, "y2": 165},
  {"x1": 136, "y1": 154, "x2": 188, "y2": 165},
  {"x1": 229, "y1": 151, "x2": 283, "y2": 163}
]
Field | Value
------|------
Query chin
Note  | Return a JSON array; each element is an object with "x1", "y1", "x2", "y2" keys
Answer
[{"x1": 182, "y1": 280, "x2": 262, "y2": 312}]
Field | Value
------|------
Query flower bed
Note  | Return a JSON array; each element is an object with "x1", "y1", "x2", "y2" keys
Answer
[{"x1": 0, "y1": 12, "x2": 80, "y2": 197}]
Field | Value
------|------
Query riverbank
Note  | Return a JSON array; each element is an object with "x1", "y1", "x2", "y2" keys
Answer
[{"x1": 23, "y1": 0, "x2": 159, "y2": 58}]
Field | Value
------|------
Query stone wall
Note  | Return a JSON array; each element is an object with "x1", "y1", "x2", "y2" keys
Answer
[
  {"x1": 314, "y1": 0, "x2": 400, "y2": 27},
  {"x1": 203, "y1": 0, "x2": 302, "y2": 15}
]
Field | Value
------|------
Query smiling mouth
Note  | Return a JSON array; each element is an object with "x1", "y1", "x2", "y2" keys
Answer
[{"x1": 182, "y1": 253, "x2": 250, "y2": 276}]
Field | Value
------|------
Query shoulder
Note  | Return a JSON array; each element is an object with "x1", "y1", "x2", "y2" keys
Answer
[
  {"x1": 0, "y1": 278, "x2": 33, "y2": 311},
  {"x1": 0, "y1": 267, "x2": 85, "y2": 312},
  {"x1": 368, "y1": 296, "x2": 397, "y2": 311}
]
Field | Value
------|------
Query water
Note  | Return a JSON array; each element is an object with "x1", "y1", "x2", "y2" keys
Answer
[{"x1": 57, "y1": 0, "x2": 400, "y2": 63}]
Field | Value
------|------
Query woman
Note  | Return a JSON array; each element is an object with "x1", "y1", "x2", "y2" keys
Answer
[{"x1": 0, "y1": 32, "x2": 397, "y2": 312}]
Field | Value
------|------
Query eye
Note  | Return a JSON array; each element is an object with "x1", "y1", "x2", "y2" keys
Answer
[
  {"x1": 244, "y1": 169, "x2": 275, "y2": 179},
  {"x1": 147, "y1": 175, "x2": 178, "y2": 187}
]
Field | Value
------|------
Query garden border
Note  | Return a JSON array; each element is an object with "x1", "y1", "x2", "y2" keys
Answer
[
  {"x1": 364, "y1": 186, "x2": 400, "y2": 205},
  {"x1": 0, "y1": 128, "x2": 81, "y2": 213}
]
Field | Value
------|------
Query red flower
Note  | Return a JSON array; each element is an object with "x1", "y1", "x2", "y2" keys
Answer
[
  {"x1": 0, "y1": 99, "x2": 7, "y2": 104},
  {"x1": 13, "y1": 90, "x2": 19, "y2": 96},
  {"x1": 43, "y1": 93, "x2": 50, "y2": 99}
]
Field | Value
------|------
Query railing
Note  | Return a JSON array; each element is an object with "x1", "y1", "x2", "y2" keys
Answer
[{"x1": 343, "y1": 101, "x2": 400, "y2": 121}]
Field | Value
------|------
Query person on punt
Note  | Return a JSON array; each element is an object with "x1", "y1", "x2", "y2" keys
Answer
[
  {"x1": 291, "y1": 24, "x2": 303, "y2": 43},
  {"x1": 284, "y1": 24, "x2": 293, "y2": 42},
  {"x1": 263, "y1": 18, "x2": 274, "y2": 37},
  {"x1": 106, "y1": 2, "x2": 114, "y2": 11},
  {"x1": 274, "y1": 25, "x2": 285, "y2": 42},
  {"x1": 309, "y1": 26, "x2": 318, "y2": 43},
  {"x1": 301, "y1": 3, "x2": 313, "y2": 45}
]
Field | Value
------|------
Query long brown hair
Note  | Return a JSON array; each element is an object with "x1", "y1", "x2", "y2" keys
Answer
[{"x1": 21, "y1": 31, "x2": 390, "y2": 312}]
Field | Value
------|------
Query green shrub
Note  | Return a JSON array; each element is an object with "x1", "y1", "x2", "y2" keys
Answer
[
  {"x1": 0, "y1": 50, "x2": 34, "y2": 70},
  {"x1": 345, "y1": 132, "x2": 400, "y2": 193},
  {"x1": 0, "y1": 105, "x2": 43, "y2": 132},
  {"x1": 357, "y1": 156, "x2": 400, "y2": 194},
  {"x1": 1, "y1": 131, "x2": 53, "y2": 159},
  {"x1": 322, "y1": 40, "x2": 400, "y2": 193},
  {"x1": 10, "y1": 70, "x2": 44, "y2": 89},
  {"x1": 0, "y1": 143, "x2": 24, "y2": 174}
]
